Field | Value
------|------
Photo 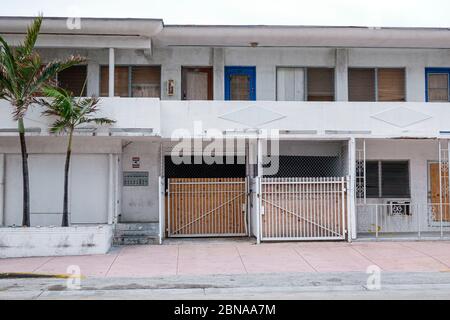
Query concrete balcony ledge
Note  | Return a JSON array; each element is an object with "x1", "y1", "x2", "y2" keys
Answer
[
  {"x1": 0, "y1": 225, "x2": 113, "y2": 258},
  {"x1": 0, "y1": 97, "x2": 160, "y2": 138}
]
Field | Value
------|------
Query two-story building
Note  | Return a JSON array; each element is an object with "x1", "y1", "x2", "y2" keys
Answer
[{"x1": 1, "y1": 17, "x2": 450, "y2": 246}]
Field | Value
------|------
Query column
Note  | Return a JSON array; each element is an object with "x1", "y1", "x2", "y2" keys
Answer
[
  {"x1": 213, "y1": 48, "x2": 225, "y2": 100},
  {"x1": 335, "y1": 48, "x2": 349, "y2": 102},
  {"x1": 108, "y1": 48, "x2": 115, "y2": 97},
  {"x1": 348, "y1": 138, "x2": 357, "y2": 240}
]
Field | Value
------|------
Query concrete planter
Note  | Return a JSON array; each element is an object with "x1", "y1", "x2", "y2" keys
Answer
[{"x1": 0, "y1": 225, "x2": 113, "y2": 258}]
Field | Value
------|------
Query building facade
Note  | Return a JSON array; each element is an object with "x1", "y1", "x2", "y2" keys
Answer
[{"x1": 1, "y1": 17, "x2": 450, "y2": 244}]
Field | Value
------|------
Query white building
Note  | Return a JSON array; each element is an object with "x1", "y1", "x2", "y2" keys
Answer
[{"x1": 1, "y1": 17, "x2": 450, "y2": 250}]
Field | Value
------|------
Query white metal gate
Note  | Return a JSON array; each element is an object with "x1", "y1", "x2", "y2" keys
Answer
[
  {"x1": 260, "y1": 177, "x2": 348, "y2": 241},
  {"x1": 167, "y1": 178, "x2": 248, "y2": 237}
]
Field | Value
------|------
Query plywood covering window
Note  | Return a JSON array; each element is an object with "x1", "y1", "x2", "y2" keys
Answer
[
  {"x1": 181, "y1": 67, "x2": 213, "y2": 100},
  {"x1": 100, "y1": 66, "x2": 161, "y2": 98},
  {"x1": 428, "y1": 73, "x2": 449, "y2": 102},
  {"x1": 349, "y1": 68, "x2": 405, "y2": 102},
  {"x1": 57, "y1": 65, "x2": 87, "y2": 96},
  {"x1": 307, "y1": 68, "x2": 335, "y2": 101},
  {"x1": 366, "y1": 161, "x2": 410, "y2": 198}
]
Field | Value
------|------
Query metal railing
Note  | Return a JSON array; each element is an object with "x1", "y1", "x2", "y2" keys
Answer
[
  {"x1": 260, "y1": 177, "x2": 348, "y2": 241},
  {"x1": 356, "y1": 203, "x2": 450, "y2": 240}
]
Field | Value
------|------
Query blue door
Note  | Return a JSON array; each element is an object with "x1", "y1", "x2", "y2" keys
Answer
[{"x1": 225, "y1": 66, "x2": 256, "y2": 101}]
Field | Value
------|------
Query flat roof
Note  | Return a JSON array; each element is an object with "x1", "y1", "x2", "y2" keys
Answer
[{"x1": 2, "y1": 16, "x2": 450, "y2": 49}]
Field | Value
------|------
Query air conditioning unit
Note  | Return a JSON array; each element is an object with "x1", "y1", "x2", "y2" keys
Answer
[{"x1": 386, "y1": 200, "x2": 411, "y2": 216}]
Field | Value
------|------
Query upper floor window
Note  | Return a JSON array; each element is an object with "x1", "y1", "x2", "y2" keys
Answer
[
  {"x1": 100, "y1": 66, "x2": 161, "y2": 98},
  {"x1": 225, "y1": 66, "x2": 256, "y2": 101},
  {"x1": 57, "y1": 65, "x2": 87, "y2": 97},
  {"x1": 348, "y1": 68, "x2": 406, "y2": 102},
  {"x1": 276, "y1": 67, "x2": 335, "y2": 101},
  {"x1": 426, "y1": 68, "x2": 450, "y2": 102}
]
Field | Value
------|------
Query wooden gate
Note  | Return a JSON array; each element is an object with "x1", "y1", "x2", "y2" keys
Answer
[
  {"x1": 167, "y1": 178, "x2": 248, "y2": 237},
  {"x1": 260, "y1": 177, "x2": 347, "y2": 241}
]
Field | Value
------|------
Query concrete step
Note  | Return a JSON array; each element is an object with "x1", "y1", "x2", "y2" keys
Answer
[
  {"x1": 113, "y1": 223, "x2": 159, "y2": 246},
  {"x1": 113, "y1": 235, "x2": 159, "y2": 246},
  {"x1": 115, "y1": 223, "x2": 159, "y2": 233}
]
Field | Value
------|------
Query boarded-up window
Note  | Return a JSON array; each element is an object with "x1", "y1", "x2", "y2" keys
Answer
[
  {"x1": 58, "y1": 66, "x2": 87, "y2": 96},
  {"x1": 428, "y1": 73, "x2": 449, "y2": 102},
  {"x1": 349, "y1": 68, "x2": 405, "y2": 102},
  {"x1": 349, "y1": 68, "x2": 376, "y2": 101},
  {"x1": 276, "y1": 67, "x2": 305, "y2": 101},
  {"x1": 230, "y1": 75, "x2": 250, "y2": 100},
  {"x1": 182, "y1": 67, "x2": 213, "y2": 100},
  {"x1": 131, "y1": 66, "x2": 161, "y2": 98},
  {"x1": 307, "y1": 68, "x2": 335, "y2": 101},
  {"x1": 378, "y1": 68, "x2": 406, "y2": 102},
  {"x1": 366, "y1": 161, "x2": 410, "y2": 198},
  {"x1": 100, "y1": 66, "x2": 161, "y2": 97}
]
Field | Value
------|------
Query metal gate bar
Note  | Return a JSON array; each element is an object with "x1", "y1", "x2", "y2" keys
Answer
[
  {"x1": 260, "y1": 177, "x2": 347, "y2": 241},
  {"x1": 167, "y1": 178, "x2": 247, "y2": 237}
]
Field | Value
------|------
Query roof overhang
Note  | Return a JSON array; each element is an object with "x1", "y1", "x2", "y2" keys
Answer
[
  {"x1": 155, "y1": 25, "x2": 450, "y2": 49},
  {"x1": 0, "y1": 17, "x2": 163, "y2": 49}
]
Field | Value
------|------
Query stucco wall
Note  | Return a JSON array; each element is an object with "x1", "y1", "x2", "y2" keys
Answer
[
  {"x1": 37, "y1": 47, "x2": 450, "y2": 102},
  {"x1": 121, "y1": 141, "x2": 161, "y2": 222}
]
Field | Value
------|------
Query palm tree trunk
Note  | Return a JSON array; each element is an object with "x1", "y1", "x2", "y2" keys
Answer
[
  {"x1": 62, "y1": 131, "x2": 73, "y2": 227},
  {"x1": 18, "y1": 118, "x2": 30, "y2": 227}
]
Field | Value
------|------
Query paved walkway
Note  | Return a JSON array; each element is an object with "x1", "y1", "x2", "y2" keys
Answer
[{"x1": 1, "y1": 240, "x2": 450, "y2": 278}]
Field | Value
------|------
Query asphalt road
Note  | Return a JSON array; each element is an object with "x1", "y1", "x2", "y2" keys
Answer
[{"x1": 1, "y1": 272, "x2": 450, "y2": 300}]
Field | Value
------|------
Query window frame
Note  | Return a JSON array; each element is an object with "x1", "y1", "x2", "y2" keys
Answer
[
  {"x1": 348, "y1": 67, "x2": 407, "y2": 102},
  {"x1": 365, "y1": 160, "x2": 411, "y2": 199},
  {"x1": 99, "y1": 65, "x2": 161, "y2": 98},
  {"x1": 275, "y1": 66, "x2": 336, "y2": 102},
  {"x1": 425, "y1": 68, "x2": 450, "y2": 102}
]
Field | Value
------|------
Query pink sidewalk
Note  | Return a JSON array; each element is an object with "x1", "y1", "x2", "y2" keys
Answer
[{"x1": 1, "y1": 241, "x2": 450, "y2": 278}]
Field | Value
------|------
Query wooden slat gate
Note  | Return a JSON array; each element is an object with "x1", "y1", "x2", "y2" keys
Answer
[
  {"x1": 260, "y1": 177, "x2": 348, "y2": 241},
  {"x1": 167, "y1": 178, "x2": 248, "y2": 237}
]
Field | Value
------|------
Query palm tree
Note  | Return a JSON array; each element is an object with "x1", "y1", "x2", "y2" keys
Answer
[
  {"x1": 0, "y1": 15, "x2": 85, "y2": 226},
  {"x1": 40, "y1": 87, "x2": 115, "y2": 227}
]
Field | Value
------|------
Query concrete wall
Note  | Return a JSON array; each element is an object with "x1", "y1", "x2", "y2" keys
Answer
[
  {"x1": 38, "y1": 47, "x2": 450, "y2": 102},
  {"x1": 121, "y1": 141, "x2": 161, "y2": 222}
]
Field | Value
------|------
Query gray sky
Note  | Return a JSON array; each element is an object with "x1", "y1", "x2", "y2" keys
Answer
[{"x1": 2, "y1": 0, "x2": 450, "y2": 27}]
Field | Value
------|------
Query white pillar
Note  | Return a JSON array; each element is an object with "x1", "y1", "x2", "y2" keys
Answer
[
  {"x1": 213, "y1": 48, "x2": 225, "y2": 100},
  {"x1": 108, "y1": 48, "x2": 115, "y2": 97},
  {"x1": 0, "y1": 154, "x2": 4, "y2": 226},
  {"x1": 348, "y1": 138, "x2": 357, "y2": 240},
  {"x1": 335, "y1": 48, "x2": 349, "y2": 102},
  {"x1": 256, "y1": 138, "x2": 264, "y2": 244},
  {"x1": 107, "y1": 154, "x2": 115, "y2": 224}
]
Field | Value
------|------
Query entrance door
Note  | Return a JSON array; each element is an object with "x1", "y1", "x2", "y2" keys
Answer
[
  {"x1": 429, "y1": 163, "x2": 450, "y2": 222},
  {"x1": 225, "y1": 66, "x2": 256, "y2": 101},
  {"x1": 182, "y1": 67, "x2": 213, "y2": 100}
]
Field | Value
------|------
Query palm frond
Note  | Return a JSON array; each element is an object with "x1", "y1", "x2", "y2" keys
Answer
[{"x1": 16, "y1": 15, "x2": 43, "y2": 58}]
